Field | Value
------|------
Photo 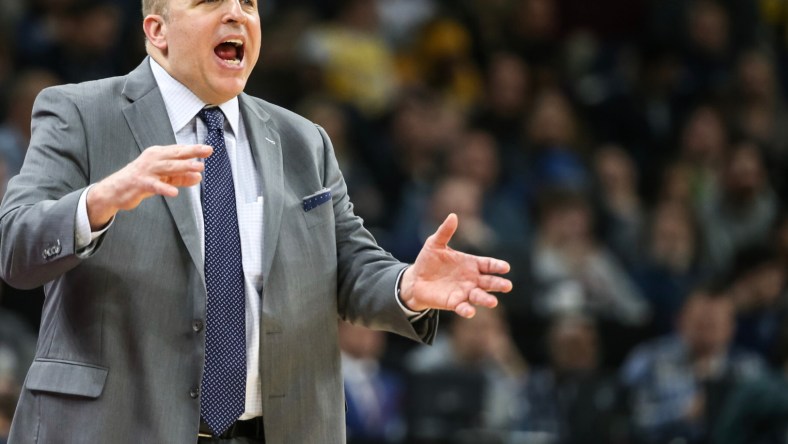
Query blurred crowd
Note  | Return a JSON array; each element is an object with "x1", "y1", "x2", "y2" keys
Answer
[{"x1": 2, "y1": 0, "x2": 788, "y2": 443}]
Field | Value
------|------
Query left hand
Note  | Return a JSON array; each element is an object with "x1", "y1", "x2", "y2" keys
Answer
[{"x1": 399, "y1": 214, "x2": 513, "y2": 318}]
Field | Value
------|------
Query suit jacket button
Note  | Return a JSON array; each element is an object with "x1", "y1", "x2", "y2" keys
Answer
[
  {"x1": 192, "y1": 320, "x2": 204, "y2": 332},
  {"x1": 190, "y1": 388, "x2": 200, "y2": 399}
]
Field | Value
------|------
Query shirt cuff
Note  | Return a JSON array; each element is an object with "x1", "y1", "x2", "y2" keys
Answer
[
  {"x1": 75, "y1": 185, "x2": 113, "y2": 256},
  {"x1": 395, "y1": 266, "x2": 431, "y2": 322}
]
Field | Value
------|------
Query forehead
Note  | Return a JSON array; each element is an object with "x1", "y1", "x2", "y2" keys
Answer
[
  {"x1": 165, "y1": 0, "x2": 189, "y2": 9},
  {"x1": 166, "y1": 0, "x2": 261, "y2": 9}
]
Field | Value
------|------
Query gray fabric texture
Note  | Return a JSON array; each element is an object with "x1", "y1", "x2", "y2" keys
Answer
[{"x1": 0, "y1": 58, "x2": 437, "y2": 444}]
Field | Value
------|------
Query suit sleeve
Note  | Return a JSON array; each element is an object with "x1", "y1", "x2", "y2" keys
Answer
[
  {"x1": 316, "y1": 125, "x2": 437, "y2": 344},
  {"x1": 0, "y1": 86, "x2": 96, "y2": 289}
]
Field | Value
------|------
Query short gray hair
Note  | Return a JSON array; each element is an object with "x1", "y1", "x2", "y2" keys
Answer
[{"x1": 141, "y1": 0, "x2": 168, "y2": 16}]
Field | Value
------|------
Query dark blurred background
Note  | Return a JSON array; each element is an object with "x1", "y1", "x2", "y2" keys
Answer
[{"x1": 1, "y1": 0, "x2": 788, "y2": 443}]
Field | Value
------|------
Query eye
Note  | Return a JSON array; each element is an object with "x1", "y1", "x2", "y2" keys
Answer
[{"x1": 241, "y1": 0, "x2": 255, "y2": 6}]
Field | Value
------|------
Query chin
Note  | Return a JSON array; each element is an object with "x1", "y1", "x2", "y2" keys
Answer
[{"x1": 210, "y1": 82, "x2": 246, "y2": 103}]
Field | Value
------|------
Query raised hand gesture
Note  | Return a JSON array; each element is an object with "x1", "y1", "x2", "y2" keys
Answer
[{"x1": 399, "y1": 214, "x2": 513, "y2": 318}]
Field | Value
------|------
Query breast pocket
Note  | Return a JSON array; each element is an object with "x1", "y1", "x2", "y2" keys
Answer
[{"x1": 302, "y1": 199, "x2": 333, "y2": 229}]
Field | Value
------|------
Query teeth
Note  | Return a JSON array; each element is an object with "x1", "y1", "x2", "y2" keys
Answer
[
  {"x1": 225, "y1": 58, "x2": 241, "y2": 65},
  {"x1": 224, "y1": 39, "x2": 243, "y2": 47}
]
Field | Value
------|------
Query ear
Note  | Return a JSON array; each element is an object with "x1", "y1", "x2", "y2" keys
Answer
[{"x1": 143, "y1": 15, "x2": 168, "y2": 51}]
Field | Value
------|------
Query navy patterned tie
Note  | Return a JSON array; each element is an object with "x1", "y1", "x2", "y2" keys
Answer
[{"x1": 198, "y1": 107, "x2": 246, "y2": 435}]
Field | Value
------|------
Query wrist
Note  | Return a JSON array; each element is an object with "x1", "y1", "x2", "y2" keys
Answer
[
  {"x1": 399, "y1": 266, "x2": 424, "y2": 312},
  {"x1": 86, "y1": 181, "x2": 117, "y2": 230}
]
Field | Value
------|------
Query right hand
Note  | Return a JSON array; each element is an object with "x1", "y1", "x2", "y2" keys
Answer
[{"x1": 86, "y1": 144, "x2": 213, "y2": 229}]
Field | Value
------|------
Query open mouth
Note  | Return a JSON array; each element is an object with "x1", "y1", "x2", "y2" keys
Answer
[{"x1": 214, "y1": 39, "x2": 244, "y2": 66}]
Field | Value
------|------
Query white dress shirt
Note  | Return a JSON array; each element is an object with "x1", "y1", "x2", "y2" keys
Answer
[
  {"x1": 73, "y1": 57, "x2": 426, "y2": 422},
  {"x1": 77, "y1": 58, "x2": 265, "y2": 419}
]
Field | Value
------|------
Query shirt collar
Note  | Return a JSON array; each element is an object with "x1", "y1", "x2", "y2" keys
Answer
[{"x1": 149, "y1": 58, "x2": 241, "y2": 136}]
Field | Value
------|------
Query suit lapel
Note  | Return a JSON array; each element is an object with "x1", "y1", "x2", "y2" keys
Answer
[
  {"x1": 239, "y1": 94, "x2": 283, "y2": 282},
  {"x1": 121, "y1": 59, "x2": 204, "y2": 281}
]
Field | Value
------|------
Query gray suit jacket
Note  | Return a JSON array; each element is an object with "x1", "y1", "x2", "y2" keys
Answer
[{"x1": 0, "y1": 59, "x2": 437, "y2": 443}]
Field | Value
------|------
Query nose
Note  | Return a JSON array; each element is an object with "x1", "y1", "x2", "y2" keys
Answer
[{"x1": 223, "y1": 0, "x2": 247, "y2": 24}]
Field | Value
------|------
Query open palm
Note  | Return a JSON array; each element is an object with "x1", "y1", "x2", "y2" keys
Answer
[{"x1": 399, "y1": 214, "x2": 513, "y2": 318}]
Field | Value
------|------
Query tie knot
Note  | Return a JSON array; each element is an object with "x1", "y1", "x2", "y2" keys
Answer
[{"x1": 198, "y1": 107, "x2": 225, "y2": 132}]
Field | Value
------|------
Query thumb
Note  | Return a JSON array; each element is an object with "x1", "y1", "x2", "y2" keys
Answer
[{"x1": 430, "y1": 213, "x2": 458, "y2": 248}]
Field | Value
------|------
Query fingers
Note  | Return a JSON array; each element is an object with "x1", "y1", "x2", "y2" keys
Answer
[
  {"x1": 452, "y1": 288, "x2": 499, "y2": 319},
  {"x1": 151, "y1": 159, "x2": 205, "y2": 176},
  {"x1": 145, "y1": 145, "x2": 210, "y2": 176},
  {"x1": 149, "y1": 144, "x2": 213, "y2": 160},
  {"x1": 477, "y1": 256, "x2": 511, "y2": 275},
  {"x1": 135, "y1": 145, "x2": 210, "y2": 197},
  {"x1": 152, "y1": 171, "x2": 203, "y2": 196},
  {"x1": 454, "y1": 301, "x2": 476, "y2": 319},
  {"x1": 149, "y1": 179, "x2": 179, "y2": 198},
  {"x1": 477, "y1": 275, "x2": 513, "y2": 293},
  {"x1": 428, "y1": 213, "x2": 458, "y2": 248},
  {"x1": 169, "y1": 172, "x2": 204, "y2": 188},
  {"x1": 184, "y1": 144, "x2": 213, "y2": 159},
  {"x1": 468, "y1": 288, "x2": 498, "y2": 308}
]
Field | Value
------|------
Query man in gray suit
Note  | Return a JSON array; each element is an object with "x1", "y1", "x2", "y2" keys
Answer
[{"x1": 0, "y1": 0, "x2": 512, "y2": 442}]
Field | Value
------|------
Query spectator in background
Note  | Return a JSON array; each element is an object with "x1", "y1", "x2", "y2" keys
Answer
[
  {"x1": 713, "y1": 328, "x2": 788, "y2": 444},
  {"x1": 730, "y1": 50, "x2": 788, "y2": 159},
  {"x1": 729, "y1": 49, "x2": 788, "y2": 197},
  {"x1": 530, "y1": 190, "x2": 649, "y2": 329},
  {"x1": 699, "y1": 140, "x2": 779, "y2": 273},
  {"x1": 679, "y1": 104, "x2": 728, "y2": 207},
  {"x1": 630, "y1": 44, "x2": 689, "y2": 190},
  {"x1": 406, "y1": 307, "x2": 528, "y2": 431},
  {"x1": 339, "y1": 322, "x2": 406, "y2": 444},
  {"x1": 243, "y1": 7, "x2": 319, "y2": 107},
  {"x1": 631, "y1": 200, "x2": 708, "y2": 335},
  {"x1": 592, "y1": 144, "x2": 645, "y2": 268},
  {"x1": 446, "y1": 129, "x2": 531, "y2": 249},
  {"x1": 389, "y1": 176, "x2": 497, "y2": 263},
  {"x1": 684, "y1": 0, "x2": 734, "y2": 98},
  {"x1": 384, "y1": 89, "x2": 467, "y2": 258},
  {"x1": 517, "y1": 314, "x2": 628, "y2": 444},
  {"x1": 713, "y1": 369, "x2": 788, "y2": 444},
  {"x1": 472, "y1": 52, "x2": 532, "y2": 170},
  {"x1": 446, "y1": 0, "x2": 513, "y2": 63},
  {"x1": 406, "y1": 18, "x2": 483, "y2": 112},
  {"x1": 621, "y1": 286, "x2": 766, "y2": 444},
  {"x1": 388, "y1": 89, "x2": 464, "y2": 187},
  {"x1": 728, "y1": 246, "x2": 787, "y2": 365},
  {"x1": 658, "y1": 160, "x2": 696, "y2": 204},
  {"x1": 0, "y1": 70, "x2": 60, "y2": 177},
  {"x1": 14, "y1": 0, "x2": 130, "y2": 83},
  {"x1": 506, "y1": 0, "x2": 560, "y2": 80},
  {"x1": 523, "y1": 89, "x2": 591, "y2": 206},
  {"x1": 299, "y1": 0, "x2": 398, "y2": 117},
  {"x1": 374, "y1": 0, "x2": 436, "y2": 50}
]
